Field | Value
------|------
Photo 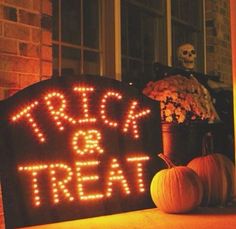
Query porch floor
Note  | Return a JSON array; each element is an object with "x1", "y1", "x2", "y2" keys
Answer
[{"x1": 23, "y1": 204, "x2": 236, "y2": 229}]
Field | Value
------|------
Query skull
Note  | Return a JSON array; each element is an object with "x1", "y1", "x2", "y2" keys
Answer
[{"x1": 177, "y1": 43, "x2": 196, "y2": 70}]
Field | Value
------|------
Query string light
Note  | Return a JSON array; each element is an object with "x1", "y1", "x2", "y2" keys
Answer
[
  {"x1": 73, "y1": 86, "x2": 96, "y2": 123},
  {"x1": 13, "y1": 84, "x2": 156, "y2": 211},
  {"x1": 44, "y1": 92, "x2": 76, "y2": 131},
  {"x1": 100, "y1": 91, "x2": 122, "y2": 127},
  {"x1": 49, "y1": 163, "x2": 74, "y2": 204},
  {"x1": 127, "y1": 156, "x2": 150, "y2": 192},
  {"x1": 18, "y1": 157, "x2": 150, "y2": 207},
  {"x1": 75, "y1": 161, "x2": 104, "y2": 200},
  {"x1": 11, "y1": 101, "x2": 46, "y2": 142},
  {"x1": 18, "y1": 165, "x2": 48, "y2": 206},
  {"x1": 18, "y1": 163, "x2": 74, "y2": 206},
  {"x1": 106, "y1": 158, "x2": 130, "y2": 197},
  {"x1": 72, "y1": 129, "x2": 104, "y2": 155},
  {"x1": 123, "y1": 101, "x2": 151, "y2": 138}
]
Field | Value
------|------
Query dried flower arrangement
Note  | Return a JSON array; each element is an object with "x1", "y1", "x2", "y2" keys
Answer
[{"x1": 142, "y1": 74, "x2": 219, "y2": 124}]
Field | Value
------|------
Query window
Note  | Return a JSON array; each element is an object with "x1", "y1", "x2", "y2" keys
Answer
[
  {"x1": 52, "y1": 0, "x2": 204, "y2": 83},
  {"x1": 121, "y1": 0, "x2": 204, "y2": 87},
  {"x1": 52, "y1": 0, "x2": 101, "y2": 77},
  {"x1": 121, "y1": 0, "x2": 165, "y2": 88}
]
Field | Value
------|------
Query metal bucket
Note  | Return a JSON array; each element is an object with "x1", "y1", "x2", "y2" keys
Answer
[{"x1": 161, "y1": 122, "x2": 232, "y2": 165}]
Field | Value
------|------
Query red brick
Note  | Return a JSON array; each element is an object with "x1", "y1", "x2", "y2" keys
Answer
[
  {"x1": 33, "y1": 0, "x2": 40, "y2": 11},
  {"x1": 4, "y1": 87, "x2": 20, "y2": 98},
  {"x1": 0, "y1": 5, "x2": 17, "y2": 21},
  {"x1": 42, "y1": 30, "x2": 52, "y2": 45},
  {"x1": 41, "y1": 14, "x2": 52, "y2": 31},
  {"x1": 5, "y1": 0, "x2": 34, "y2": 11},
  {"x1": 205, "y1": 11, "x2": 215, "y2": 19},
  {"x1": 0, "y1": 54, "x2": 40, "y2": 74},
  {"x1": 0, "y1": 22, "x2": 2, "y2": 35},
  {"x1": 41, "y1": 45, "x2": 52, "y2": 61},
  {"x1": 19, "y1": 73, "x2": 40, "y2": 88},
  {"x1": 41, "y1": 61, "x2": 52, "y2": 76},
  {"x1": 32, "y1": 28, "x2": 41, "y2": 43},
  {"x1": 205, "y1": 0, "x2": 212, "y2": 10},
  {"x1": 42, "y1": 0, "x2": 52, "y2": 16},
  {"x1": 4, "y1": 22, "x2": 30, "y2": 41},
  {"x1": 0, "y1": 37, "x2": 17, "y2": 54},
  {"x1": 19, "y1": 10, "x2": 40, "y2": 27},
  {"x1": 19, "y1": 42, "x2": 39, "y2": 57},
  {"x1": 0, "y1": 5, "x2": 3, "y2": 19},
  {"x1": 0, "y1": 71, "x2": 19, "y2": 87}
]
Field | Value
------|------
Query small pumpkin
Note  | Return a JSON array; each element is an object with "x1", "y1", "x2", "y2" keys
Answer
[
  {"x1": 187, "y1": 132, "x2": 236, "y2": 206},
  {"x1": 150, "y1": 153, "x2": 203, "y2": 213}
]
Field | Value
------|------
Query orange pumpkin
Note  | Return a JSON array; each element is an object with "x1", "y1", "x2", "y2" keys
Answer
[
  {"x1": 150, "y1": 153, "x2": 203, "y2": 213},
  {"x1": 187, "y1": 133, "x2": 236, "y2": 206}
]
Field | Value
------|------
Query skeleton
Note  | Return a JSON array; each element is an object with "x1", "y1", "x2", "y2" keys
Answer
[{"x1": 177, "y1": 43, "x2": 196, "y2": 70}]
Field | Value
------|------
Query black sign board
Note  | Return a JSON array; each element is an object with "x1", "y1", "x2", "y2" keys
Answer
[{"x1": 0, "y1": 75, "x2": 164, "y2": 228}]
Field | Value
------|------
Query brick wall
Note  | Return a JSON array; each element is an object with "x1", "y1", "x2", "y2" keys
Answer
[
  {"x1": 0, "y1": 0, "x2": 52, "y2": 100},
  {"x1": 0, "y1": 0, "x2": 233, "y2": 98},
  {"x1": 205, "y1": 0, "x2": 232, "y2": 85}
]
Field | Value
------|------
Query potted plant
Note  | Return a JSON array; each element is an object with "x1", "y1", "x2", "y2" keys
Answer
[{"x1": 142, "y1": 74, "x2": 224, "y2": 165}]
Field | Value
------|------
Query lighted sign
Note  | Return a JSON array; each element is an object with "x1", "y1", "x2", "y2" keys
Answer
[{"x1": 0, "y1": 75, "x2": 164, "y2": 228}]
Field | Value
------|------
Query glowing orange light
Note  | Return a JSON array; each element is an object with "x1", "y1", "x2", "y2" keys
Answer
[
  {"x1": 49, "y1": 163, "x2": 74, "y2": 204},
  {"x1": 11, "y1": 101, "x2": 46, "y2": 142},
  {"x1": 100, "y1": 91, "x2": 122, "y2": 127},
  {"x1": 44, "y1": 92, "x2": 76, "y2": 131},
  {"x1": 72, "y1": 129, "x2": 104, "y2": 155},
  {"x1": 19, "y1": 163, "x2": 74, "y2": 206},
  {"x1": 73, "y1": 86, "x2": 96, "y2": 123},
  {"x1": 127, "y1": 156, "x2": 150, "y2": 192},
  {"x1": 75, "y1": 160, "x2": 104, "y2": 200},
  {"x1": 106, "y1": 158, "x2": 130, "y2": 197},
  {"x1": 123, "y1": 101, "x2": 151, "y2": 139},
  {"x1": 18, "y1": 165, "x2": 48, "y2": 206}
]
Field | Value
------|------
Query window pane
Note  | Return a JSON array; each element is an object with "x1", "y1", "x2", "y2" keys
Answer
[
  {"x1": 62, "y1": 47, "x2": 81, "y2": 76},
  {"x1": 144, "y1": 62, "x2": 154, "y2": 82},
  {"x1": 129, "y1": 59, "x2": 143, "y2": 78},
  {"x1": 83, "y1": 0, "x2": 99, "y2": 49},
  {"x1": 121, "y1": 1, "x2": 127, "y2": 54},
  {"x1": 171, "y1": 0, "x2": 200, "y2": 28},
  {"x1": 148, "y1": 0, "x2": 163, "y2": 9},
  {"x1": 122, "y1": 57, "x2": 128, "y2": 77},
  {"x1": 53, "y1": 45, "x2": 59, "y2": 76},
  {"x1": 135, "y1": 0, "x2": 163, "y2": 10},
  {"x1": 84, "y1": 51, "x2": 100, "y2": 75},
  {"x1": 61, "y1": 0, "x2": 81, "y2": 45},
  {"x1": 52, "y1": 0, "x2": 59, "y2": 40},
  {"x1": 121, "y1": 0, "x2": 163, "y2": 88},
  {"x1": 126, "y1": 59, "x2": 143, "y2": 87},
  {"x1": 128, "y1": 4, "x2": 142, "y2": 58},
  {"x1": 143, "y1": 13, "x2": 155, "y2": 61}
]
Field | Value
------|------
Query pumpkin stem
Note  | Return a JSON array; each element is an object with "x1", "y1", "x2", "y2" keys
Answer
[
  {"x1": 202, "y1": 132, "x2": 214, "y2": 156},
  {"x1": 158, "y1": 153, "x2": 176, "y2": 168}
]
